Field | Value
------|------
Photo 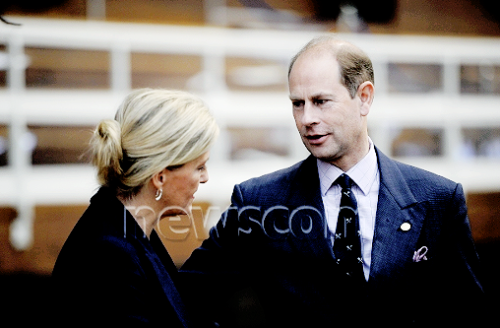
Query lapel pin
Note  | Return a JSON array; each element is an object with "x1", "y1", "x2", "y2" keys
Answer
[
  {"x1": 413, "y1": 246, "x2": 428, "y2": 262},
  {"x1": 400, "y1": 222, "x2": 411, "y2": 232}
]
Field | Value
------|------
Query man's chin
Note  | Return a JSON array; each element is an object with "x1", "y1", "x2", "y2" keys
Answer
[
  {"x1": 307, "y1": 148, "x2": 340, "y2": 164},
  {"x1": 305, "y1": 145, "x2": 331, "y2": 159}
]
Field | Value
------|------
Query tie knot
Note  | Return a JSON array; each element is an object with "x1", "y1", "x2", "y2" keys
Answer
[{"x1": 336, "y1": 174, "x2": 352, "y2": 189}]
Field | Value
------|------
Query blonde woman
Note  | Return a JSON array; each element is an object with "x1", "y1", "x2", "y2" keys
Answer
[{"x1": 52, "y1": 89, "x2": 219, "y2": 327}]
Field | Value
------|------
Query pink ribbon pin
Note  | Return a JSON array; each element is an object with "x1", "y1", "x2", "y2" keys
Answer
[{"x1": 413, "y1": 246, "x2": 428, "y2": 262}]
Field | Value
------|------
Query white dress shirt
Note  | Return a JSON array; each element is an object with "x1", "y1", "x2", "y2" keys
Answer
[{"x1": 317, "y1": 138, "x2": 380, "y2": 281}]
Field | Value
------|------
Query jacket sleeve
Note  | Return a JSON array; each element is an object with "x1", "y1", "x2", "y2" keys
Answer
[
  {"x1": 179, "y1": 184, "x2": 264, "y2": 327},
  {"x1": 446, "y1": 183, "x2": 487, "y2": 323},
  {"x1": 415, "y1": 183, "x2": 487, "y2": 325}
]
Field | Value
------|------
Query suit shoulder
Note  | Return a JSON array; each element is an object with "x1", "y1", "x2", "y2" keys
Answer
[
  {"x1": 232, "y1": 157, "x2": 314, "y2": 203},
  {"x1": 376, "y1": 148, "x2": 462, "y2": 205},
  {"x1": 394, "y1": 159, "x2": 457, "y2": 187},
  {"x1": 389, "y1": 159, "x2": 463, "y2": 204},
  {"x1": 241, "y1": 159, "x2": 304, "y2": 186}
]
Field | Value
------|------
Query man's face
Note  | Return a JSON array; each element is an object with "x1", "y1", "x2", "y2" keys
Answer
[{"x1": 288, "y1": 50, "x2": 368, "y2": 170}]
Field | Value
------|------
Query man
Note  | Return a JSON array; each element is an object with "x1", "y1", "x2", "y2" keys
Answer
[{"x1": 180, "y1": 36, "x2": 485, "y2": 327}]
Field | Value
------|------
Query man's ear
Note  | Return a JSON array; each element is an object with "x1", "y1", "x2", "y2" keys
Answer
[{"x1": 357, "y1": 81, "x2": 374, "y2": 116}]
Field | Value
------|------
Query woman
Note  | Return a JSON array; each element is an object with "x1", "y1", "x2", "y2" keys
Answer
[{"x1": 52, "y1": 88, "x2": 219, "y2": 326}]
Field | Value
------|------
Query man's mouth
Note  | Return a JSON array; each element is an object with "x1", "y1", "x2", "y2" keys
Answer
[
  {"x1": 306, "y1": 135, "x2": 325, "y2": 140},
  {"x1": 305, "y1": 134, "x2": 328, "y2": 145}
]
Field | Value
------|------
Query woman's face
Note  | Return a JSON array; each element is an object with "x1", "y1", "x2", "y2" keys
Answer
[{"x1": 159, "y1": 151, "x2": 210, "y2": 217}]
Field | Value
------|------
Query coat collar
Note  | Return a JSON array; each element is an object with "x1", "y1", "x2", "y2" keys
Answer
[
  {"x1": 90, "y1": 187, "x2": 148, "y2": 240},
  {"x1": 375, "y1": 148, "x2": 418, "y2": 209},
  {"x1": 90, "y1": 187, "x2": 191, "y2": 327}
]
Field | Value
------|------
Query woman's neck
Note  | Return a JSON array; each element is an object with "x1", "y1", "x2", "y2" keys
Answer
[{"x1": 119, "y1": 191, "x2": 158, "y2": 239}]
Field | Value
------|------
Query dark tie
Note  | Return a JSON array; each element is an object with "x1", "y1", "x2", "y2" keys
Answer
[{"x1": 332, "y1": 174, "x2": 365, "y2": 282}]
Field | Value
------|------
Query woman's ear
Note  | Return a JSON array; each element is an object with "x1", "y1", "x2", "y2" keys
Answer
[
  {"x1": 357, "y1": 81, "x2": 374, "y2": 116},
  {"x1": 151, "y1": 168, "x2": 167, "y2": 190}
]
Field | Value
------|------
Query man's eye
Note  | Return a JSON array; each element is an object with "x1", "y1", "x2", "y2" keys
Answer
[{"x1": 292, "y1": 101, "x2": 303, "y2": 108}]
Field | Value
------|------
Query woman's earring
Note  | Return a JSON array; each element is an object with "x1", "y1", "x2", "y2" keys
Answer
[{"x1": 155, "y1": 188, "x2": 163, "y2": 201}]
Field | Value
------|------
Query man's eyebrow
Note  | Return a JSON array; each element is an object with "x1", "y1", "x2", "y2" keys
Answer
[
  {"x1": 290, "y1": 93, "x2": 333, "y2": 100},
  {"x1": 311, "y1": 93, "x2": 333, "y2": 98},
  {"x1": 289, "y1": 90, "x2": 336, "y2": 100}
]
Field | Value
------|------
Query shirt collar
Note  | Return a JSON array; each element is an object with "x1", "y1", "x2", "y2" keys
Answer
[{"x1": 317, "y1": 137, "x2": 378, "y2": 196}]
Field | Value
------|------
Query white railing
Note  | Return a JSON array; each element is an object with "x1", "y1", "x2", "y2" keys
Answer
[{"x1": 1, "y1": 17, "x2": 500, "y2": 249}]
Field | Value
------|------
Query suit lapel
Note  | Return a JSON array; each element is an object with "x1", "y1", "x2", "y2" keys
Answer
[
  {"x1": 286, "y1": 156, "x2": 333, "y2": 259},
  {"x1": 275, "y1": 151, "x2": 428, "y2": 275},
  {"x1": 369, "y1": 149, "x2": 427, "y2": 282}
]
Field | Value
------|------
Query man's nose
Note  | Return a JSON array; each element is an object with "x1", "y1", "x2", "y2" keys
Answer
[{"x1": 301, "y1": 102, "x2": 320, "y2": 126}]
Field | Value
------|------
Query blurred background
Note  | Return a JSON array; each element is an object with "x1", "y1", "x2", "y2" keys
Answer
[{"x1": 1, "y1": 0, "x2": 499, "y2": 324}]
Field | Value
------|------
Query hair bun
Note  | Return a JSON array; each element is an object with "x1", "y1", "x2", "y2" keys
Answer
[{"x1": 91, "y1": 119, "x2": 123, "y2": 187}]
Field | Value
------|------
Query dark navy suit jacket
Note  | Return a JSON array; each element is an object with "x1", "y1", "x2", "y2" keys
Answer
[
  {"x1": 181, "y1": 148, "x2": 485, "y2": 326},
  {"x1": 52, "y1": 187, "x2": 193, "y2": 327}
]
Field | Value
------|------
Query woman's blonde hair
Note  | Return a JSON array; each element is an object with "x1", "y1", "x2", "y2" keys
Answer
[{"x1": 90, "y1": 88, "x2": 219, "y2": 200}]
